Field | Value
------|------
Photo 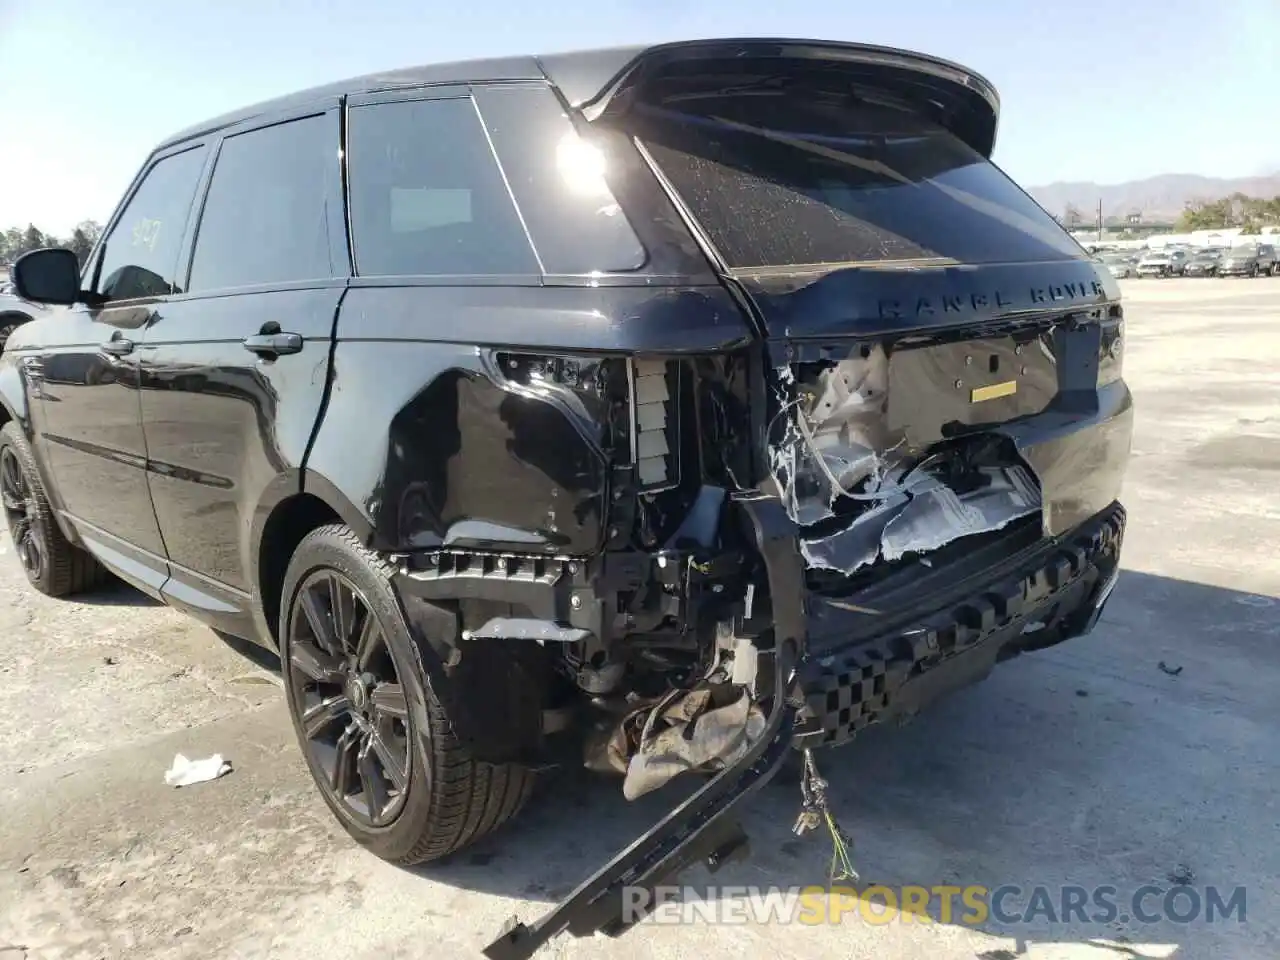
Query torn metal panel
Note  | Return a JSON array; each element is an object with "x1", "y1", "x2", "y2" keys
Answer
[
  {"x1": 797, "y1": 463, "x2": 1040, "y2": 574},
  {"x1": 769, "y1": 340, "x2": 1045, "y2": 575},
  {"x1": 769, "y1": 345, "x2": 902, "y2": 527},
  {"x1": 880, "y1": 463, "x2": 1039, "y2": 560}
]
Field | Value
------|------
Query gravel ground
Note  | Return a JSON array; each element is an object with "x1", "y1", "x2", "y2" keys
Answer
[{"x1": 1, "y1": 277, "x2": 1278, "y2": 960}]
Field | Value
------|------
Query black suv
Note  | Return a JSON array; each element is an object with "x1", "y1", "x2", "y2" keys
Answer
[{"x1": 2, "y1": 39, "x2": 1131, "y2": 957}]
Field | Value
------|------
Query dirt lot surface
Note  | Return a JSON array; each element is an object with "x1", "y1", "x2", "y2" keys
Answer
[{"x1": 2, "y1": 278, "x2": 1278, "y2": 960}]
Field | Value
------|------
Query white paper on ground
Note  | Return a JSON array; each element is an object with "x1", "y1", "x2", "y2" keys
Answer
[{"x1": 164, "y1": 753, "x2": 232, "y2": 787}]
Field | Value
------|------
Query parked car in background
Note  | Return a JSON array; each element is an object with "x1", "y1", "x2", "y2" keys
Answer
[
  {"x1": 0, "y1": 281, "x2": 53, "y2": 351},
  {"x1": 1136, "y1": 248, "x2": 1186, "y2": 278},
  {"x1": 1099, "y1": 252, "x2": 1136, "y2": 279},
  {"x1": 1219, "y1": 244, "x2": 1277, "y2": 277},
  {"x1": 0, "y1": 38, "x2": 1132, "y2": 958},
  {"x1": 1183, "y1": 248, "x2": 1224, "y2": 277},
  {"x1": 1167, "y1": 247, "x2": 1193, "y2": 276}
]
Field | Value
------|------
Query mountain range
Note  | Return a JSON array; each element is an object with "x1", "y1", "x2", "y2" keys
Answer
[{"x1": 1026, "y1": 174, "x2": 1280, "y2": 222}]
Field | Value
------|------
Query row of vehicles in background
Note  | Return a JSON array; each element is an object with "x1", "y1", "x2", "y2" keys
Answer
[{"x1": 1096, "y1": 243, "x2": 1278, "y2": 279}]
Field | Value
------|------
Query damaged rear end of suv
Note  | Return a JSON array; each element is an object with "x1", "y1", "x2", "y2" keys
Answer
[
  {"x1": 0, "y1": 36, "x2": 1130, "y2": 959},
  {"x1": 470, "y1": 38, "x2": 1132, "y2": 957}
]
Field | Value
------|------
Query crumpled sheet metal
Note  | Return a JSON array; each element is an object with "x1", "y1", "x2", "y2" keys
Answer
[
  {"x1": 771, "y1": 349, "x2": 901, "y2": 528},
  {"x1": 799, "y1": 463, "x2": 1041, "y2": 574},
  {"x1": 881, "y1": 462, "x2": 1039, "y2": 561},
  {"x1": 771, "y1": 349, "x2": 1042, "y2": 575},
  {"x1": 584, "y1": 682, "x2": 767, "y2": 800}
]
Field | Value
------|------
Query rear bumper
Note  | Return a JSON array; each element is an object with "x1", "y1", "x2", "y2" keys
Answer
[
  {"x1": 795, "y1": 502, "x2": 1125, "y2": 747},
  {"x1": 480, "y1": 395, "x2": 1130, "y2": 956}
]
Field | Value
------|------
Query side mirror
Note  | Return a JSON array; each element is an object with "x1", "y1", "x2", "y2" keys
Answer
[{"x1": 13, "y1": 248, "x2": 82, "y2": 306}]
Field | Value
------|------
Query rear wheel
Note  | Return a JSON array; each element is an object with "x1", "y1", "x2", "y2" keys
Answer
[
  {"x1": 0, "y1": 315, "x2": 28, "y2": 352},
  {"x1": 279, "y1": 524, "x2": 535, "y2": 864},
  {"x1": 0, "y1": 422, "x2": 106, "y2": 595}
]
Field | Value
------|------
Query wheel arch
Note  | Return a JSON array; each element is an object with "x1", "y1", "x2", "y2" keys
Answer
[
  {"x1": 255, "y1": 468, "x2": 550, "y2": 765},
  {"x1": 0, "y1": 310, "x2": 33, "y2": 328},
  {"x1": 0, "y1": 363, "x2": 32, "y2": 434},
  {"x1": 250, "y1": 468, "x2": 375, "y2": 647}
]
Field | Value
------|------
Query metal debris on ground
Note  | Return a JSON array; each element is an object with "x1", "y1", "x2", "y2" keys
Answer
[
  {"x1": 163, "y1": 753, "x2": 233, "y2": 787},
  {"x1": 791, "y1": 749, "x2": 858, "y2": 885}
]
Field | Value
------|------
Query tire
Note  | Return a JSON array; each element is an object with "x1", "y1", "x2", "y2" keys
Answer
[
  {"x1": 279, "y1": 523, "x2": 535, "y2": 864},
  {"x1": 0, "y1": 422, "x2": 106, "y2": 596},
  {"x1": 0, "y1": 316, "x2": 27, "y2": 353}
]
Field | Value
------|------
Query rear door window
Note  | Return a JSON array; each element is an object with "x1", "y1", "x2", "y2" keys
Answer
[
  {"x1": 188, "y1": 113, "x2": 336, "y2": 292},
  {"x1": 630, "y1": 97, "x2": 1086, "y2": 271},
  {"x1": 347, "y1": 97, "x2": 539, "y2": 277},
  {"x1": 95, "y1": 146, "x2": 207, "y2": 301}
]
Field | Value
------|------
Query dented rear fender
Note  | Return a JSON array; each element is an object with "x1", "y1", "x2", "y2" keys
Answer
[{"x1": 306, "y1": 283, "x2": 755, "y2": 556}]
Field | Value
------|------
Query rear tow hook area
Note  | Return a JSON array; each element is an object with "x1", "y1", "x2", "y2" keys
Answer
[{"x1": 483, "y1": 642, "x2": 799, "y2": 960}]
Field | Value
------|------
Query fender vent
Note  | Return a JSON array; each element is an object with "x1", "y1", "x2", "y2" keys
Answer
[{"x1": 631, "y1": 358, "x2": 680, "y2": 491}]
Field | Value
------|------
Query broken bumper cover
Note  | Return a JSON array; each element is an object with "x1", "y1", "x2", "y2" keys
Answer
[
  {"x1": 795, "y1": 502, "x2": 1126, "y2": 747},
  {"x1": 483, "y1": 495, "x2": 803, "y2": 960}
]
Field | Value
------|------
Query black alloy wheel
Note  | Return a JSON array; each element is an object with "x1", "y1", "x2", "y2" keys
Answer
[
  {"x1": 280, "y1": 524, "x2": 537, "y2": 864},
  {"x1": 0, "y1": 445, "x2": 43, "y2": 582},
  {"x1": 286, "y1": 569, "x2": 411, "y2": 828}
]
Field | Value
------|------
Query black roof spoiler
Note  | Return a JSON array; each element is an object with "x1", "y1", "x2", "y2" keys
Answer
[{"x1": 539, "y1": 38, "x2": 1001, "y2": 159}]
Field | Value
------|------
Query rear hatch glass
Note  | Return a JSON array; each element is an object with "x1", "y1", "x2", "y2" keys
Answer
[{"x1": 629, "y1": 94, "x2": 1085, "y2": 271}]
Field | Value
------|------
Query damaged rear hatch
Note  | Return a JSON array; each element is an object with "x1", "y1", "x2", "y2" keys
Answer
[{"x1": 624, "y1": 62, "x2": 1123, "y2": 578}]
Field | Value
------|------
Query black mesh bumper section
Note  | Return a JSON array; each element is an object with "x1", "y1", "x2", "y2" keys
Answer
[{"x1": 795, "y1": 503, "x2": 1126, "y2": 747}]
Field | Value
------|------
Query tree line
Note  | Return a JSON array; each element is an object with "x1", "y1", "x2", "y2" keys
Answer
[
  {"x1": 1176, "y1": 194, "x2": 1280, "y2": 233},
  {"x1": 0, "y1": 221, "x2": 104, "y2": 269}
]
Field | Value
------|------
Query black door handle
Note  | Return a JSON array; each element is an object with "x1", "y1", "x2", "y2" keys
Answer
[
  {"x1": 101, "y1": 337, "x2": 135, "y2": 356},
  {"x1": 242, "y1": 332, "x2": 303, "y2": 357}
]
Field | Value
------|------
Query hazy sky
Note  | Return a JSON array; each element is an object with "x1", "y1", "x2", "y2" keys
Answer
[{"x1": 1, "y1": 0, "x2": 1276, "y2": 233}]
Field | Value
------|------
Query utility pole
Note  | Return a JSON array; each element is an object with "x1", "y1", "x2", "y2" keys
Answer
[{"x1": 1097, "y1": 198, "x2": 1104, "y2": 243}]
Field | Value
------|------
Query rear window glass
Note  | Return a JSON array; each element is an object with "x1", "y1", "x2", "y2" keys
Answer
[{"x1": 631, "y1": 98, "x2": 1085, "y2": 270}]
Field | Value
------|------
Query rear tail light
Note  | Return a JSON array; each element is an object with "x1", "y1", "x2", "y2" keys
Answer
[
  {"x1": 491, "y1": 351, "x2": 681, "y2": 492},
  {"x1": 492, "y1": 352, "x2": 630, "y2": 453}
]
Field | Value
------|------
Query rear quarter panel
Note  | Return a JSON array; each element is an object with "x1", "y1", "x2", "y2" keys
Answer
[{"x1": 306, "y1": 282, "x2": 751, "y2": 555}]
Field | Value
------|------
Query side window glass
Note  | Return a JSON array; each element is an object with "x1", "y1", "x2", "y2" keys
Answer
[
  {"x1": 473, "y1": 85, "x2": 647, "y2": 275},
  {"x1": 347, "y1": 97, "x2": 538, "y2": 277},
  {"x1": 188, "y1": 114, "x2": 335, "y2": 292},
  {"x1": 95, "y1": 146, "x2": 206, "y2": 301}
]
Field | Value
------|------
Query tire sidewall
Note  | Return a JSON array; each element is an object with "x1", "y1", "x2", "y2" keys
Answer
[
  {"x1": 279, "y1": 527, "x2": 441, "y2": 861},
  {"x1": 0, "y1": 423, "x2": 56, "y2": 594}
]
